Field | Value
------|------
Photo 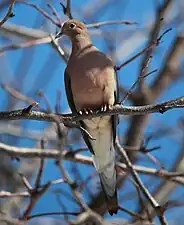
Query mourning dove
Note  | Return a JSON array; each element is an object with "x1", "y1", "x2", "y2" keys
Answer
[{"x1": 56, "y1": 19, "x2": 119, "y2": 215}]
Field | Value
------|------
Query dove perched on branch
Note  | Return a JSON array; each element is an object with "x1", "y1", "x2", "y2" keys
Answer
[{"x1": 55, "y1": 19, "x2": 119, "y2": 215}]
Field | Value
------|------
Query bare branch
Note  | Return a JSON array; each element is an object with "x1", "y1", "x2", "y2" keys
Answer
[
  {"x1": 115, "y1": 28, "x2": 172, "y2": 71},
  {"x1": 87, "y1": 20, "x2": 137, "y2": 28},
  {"x1": 27, "y1": 211, "x2": 80, "y2": 220},
  {"x1": 0, "y1": 142, "x2": 184, "y2": 186},
  {"x1": 0, "y1": 22, "x2": 49, "y2": 40},
  {"x1": 0, "y1": 0, "x2": 16, "y2": 27},
  {"x1": 1, "y1": 83, "x2": 35, "y2": 104},
  {"x1": 16, "y1": 0, "x2": 60, "y2": 27},
  {"x1": 0, "y1": 96, "x2": 183, "y2": 124},
  {"x1": 0, "y1": 142, "x2": 92, "y2": 164},
  {"x1": 35, "y1": 140, "x2": 46, "y2": 189},
  {"x1": 139, "y1": 0, "x2": 172, "y2": 79},
  {"x1": 120, "y1": 69, "x2": 157, "y2": 104},
  {"x1": 60, "y1": 0, "x2": 73, "y2": 19},
  {"x1": 116, "y1": 139, "x2": 168, "y2": 225},
  {"x1": 0, "y1": 191, "x2": 30, "y2": 198},
  {"x1": 47, "y1": 3, "x2": 61, "y2": 25},
  {"x1": 50, "y1": 34, "x2": 68, "y2": 62},
  {"x1": 0, "y1": 36, "x2": 51, "y2": 55}
]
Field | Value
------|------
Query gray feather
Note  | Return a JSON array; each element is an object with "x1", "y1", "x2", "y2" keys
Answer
[{"x1": 99, "y1": 168, "x2": 117, "y2": 199}]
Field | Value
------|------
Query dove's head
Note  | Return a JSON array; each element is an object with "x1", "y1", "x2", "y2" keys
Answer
[{"x1": 55, "y1": 20, "x2": 88, "y2": 39}]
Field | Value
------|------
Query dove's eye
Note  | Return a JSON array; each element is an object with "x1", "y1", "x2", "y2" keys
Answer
[{"x1": 69, "y1": 23, "x2": 76, "y2": 29}]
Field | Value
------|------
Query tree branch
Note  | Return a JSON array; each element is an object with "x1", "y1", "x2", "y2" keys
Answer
[
  {"x1": 87, "y1": 20, "x2": 137, "y2": 28},
  {"x1": 60, "y1": 0, "x2": 73, "y2": 19},
  {"x1": 0, "y1": 142, "x2": 184, "y2": 186},
  {"x1": 17, "y1": 0, "x2": 60, "y2": 27},
  {"x1": 0, "y1": 96, "x2": 183, "y2": 124},
  {"x1": 116, "y1": 140, "x2": 168, "y2": 225},
  {"x1": 0, "y1": 0, "x2": 16, "y2": 27}
]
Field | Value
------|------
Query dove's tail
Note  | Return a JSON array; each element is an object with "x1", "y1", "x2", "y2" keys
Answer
[
  {"x1": 92, "y1": 145, "x2": 118, "y2": 216},
  {"x1": 99, "y1": 167, "x2": 118, "y2": 215}
]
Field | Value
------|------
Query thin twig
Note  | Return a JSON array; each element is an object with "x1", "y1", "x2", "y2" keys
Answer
[
  {"x1": 57, "y1": 160, "x2": 89, "y2": 211},
  {"x1": 20, "y1": 182, "x2": 51, "y2": 220},
  {"x1": 78, "y1": 171, "x2": 98, "y2": 192},
  {"x1": 120, "y1": 69, "x2": 157, "y2": 104},
  {"x1": 37, "y1": 91, "x2": 52, "y2": 113},
  {"x1": 135, "y1": 180, "x2": 152, "y2": 222},
  {"x1": 116, "y1": 139, "x2": 168, "y2": 225},
  {"x1": 118, "y1": 205, "x2": 145, "y2": 220},
  {"x1": 50, "y1": 34, "x2": 68, "y2": 63},
  {"x1": 17, "y1": 0, "x2": 60, "y2": 27},
  {"x1": 0, "y1": 36, "x2": 51, "y2": 55},
  {"x1": 0, "y1": 191, "x2": 30, "y2": 198},
  {"x1": 1, "y1": 83, "x2": 34, "y2": 104},
  {"x1": 35, "y1": 139, "x2": 46, "y2": 189},
  {"x1": 115, "y1": 28, "x2": 172, "y2": 71},
  {"x1": 47, "y1": 3, "x2": 61, "y2": 25},
  {"x1": 139, "y1": 0, "x2": 172, "y2": 82},
  {"x1": 19, "y1": 173, "x2": 32, "y2": 191},
  {"x1": 87, "y1": 20, "x2": 137, "y2": 28},
  {"x1": 0, "y1": 0, "x2": 16, "y2": 27},
  {"x1": 55, "y1": 89, "x2": 62, "y2": 113},
  {"x1": 19, "y1": 140, "x2": 50, "y2": 220},
  {"x1": 116, "y1": 140, "x2": 159, "y2": 208},
  {"x1": 27, "y1": 211, "x2": 80, "y2": 220},
  {"x1": 60, "y1": 0, "x2": 73, "y2": 19}
]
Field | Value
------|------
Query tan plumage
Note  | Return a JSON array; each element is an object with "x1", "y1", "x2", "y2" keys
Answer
[{"x1": 56, "y1": 19, "x2": 119, "y2": 215}]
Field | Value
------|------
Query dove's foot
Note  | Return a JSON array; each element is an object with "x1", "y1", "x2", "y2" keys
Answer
[{"x1": 79, "y1": 108, "x2": 93, "y2": 115}]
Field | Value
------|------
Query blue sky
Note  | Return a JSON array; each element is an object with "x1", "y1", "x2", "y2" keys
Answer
[{"x1": 0, "y1": 0, "x2": 183, "y2": 224}]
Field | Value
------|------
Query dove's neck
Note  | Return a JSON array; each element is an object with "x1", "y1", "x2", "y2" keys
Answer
[{"x1": 71, "y1": 34, "x2": 93, "y2": 56}]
